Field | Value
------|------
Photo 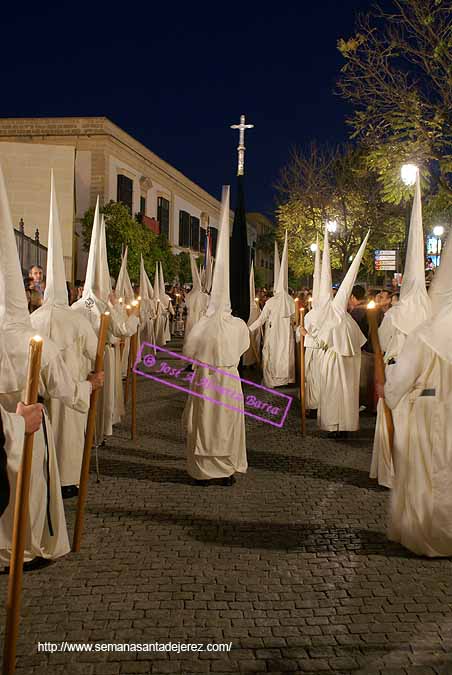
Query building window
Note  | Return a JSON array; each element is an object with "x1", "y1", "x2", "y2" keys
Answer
[
  {"x1": 117, "y1": 174, "x2": 133, "y2": 212},
  {"x1": 140, "y1": 196, "x2": 146, "y2": 216},
  {"x1": 210, "y1": 227, "x2": 218, "y2": 256},
  {"x1": 190, "y1": 216, "x2": 200, "y2": 251},
  {"x1": 179, "y1": 210, "x2": 191, "y2": 247},
  {"x1": 157, "y1": 197, "x2": 170, "y2": 239}
]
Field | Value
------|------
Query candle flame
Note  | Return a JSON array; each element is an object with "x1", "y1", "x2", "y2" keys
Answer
[
  {"x1": 131, "y1": 300, "x2": 139, "y2": 307},
  {"x1": 118, "y1": 297, "x2": 123, "y2": 303},
  {"x1": 254, "y1": 297, "x2": 259, "y2": 302},
  {"x1": 294, "y1": 297, "x2": 299, "y2": 303},
  {"x1": 137, "y1": 295, "x2": 141, "y2": 301},
  {"x1": 367, "y1": 300, "x2": 376, "y2": 309},
  {"x1": 32, "y1": 335, "x2": 43, "y2": 342},
  {"x1": 126, "y1": 304, "x2": 131, "y2": 310},
  {"x1": 104, "y1": 311, "x2": 110, "y2": 316},
  {"x1": 308, "y1": 296, "x2": 312, "y2": 302}
]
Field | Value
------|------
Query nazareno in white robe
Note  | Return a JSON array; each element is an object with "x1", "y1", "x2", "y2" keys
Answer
[
  {"x1": 249, "y1": 296, "x2": 295, "y2": 388},
  {"x1": 183, "y1": 313, "x2": 250, "y2": 480},
  {"x1": 385, "y1": 331, "x2": 452, "y2": 557},
  {"x1": 300, "y1": 310, "x2": 324, "y2": 411},
  {"x1": 30, "y1": 305, "x2": 98, "y2": 486},
  {"x1": 317, "y1": 313, "x2": 366, "y2": 432},
  {"x1": 0, "y1": 336, "x2": 91, "y2": 565},
  {"x1": 71, "y1": 297, "x2": 139, "y2": 443},
  {"x1": 369, "y1": 310, "x2": 407, "y2": 488}
]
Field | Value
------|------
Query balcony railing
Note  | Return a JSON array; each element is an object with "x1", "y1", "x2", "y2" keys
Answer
[{"x1": 14, "y1": 219, "x2": 47, "y2": 276}]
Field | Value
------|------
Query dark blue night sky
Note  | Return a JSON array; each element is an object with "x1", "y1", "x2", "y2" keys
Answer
[{"x1": 1, "y1": 0, "x2": 391, "y2": 215}]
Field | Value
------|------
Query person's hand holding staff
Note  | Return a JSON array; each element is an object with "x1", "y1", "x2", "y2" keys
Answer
[
  {"x1": 3, "y1": 335, "x2": 43, "y2": 675},
  {"x1": 129, "y1": 300, "x2": 140, "y2": 440},
  {"x1": 72, "y1": 312, "x2": 110, "y2": 552}
]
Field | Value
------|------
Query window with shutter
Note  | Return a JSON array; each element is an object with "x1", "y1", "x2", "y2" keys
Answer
[
  {"x1": 210, "y1": 227, "x2": 218, "y2": 256},
  {"x1": 190, "y1": 216, "x2": 200, "y2": 251},
  {"x1": 179, "y1": 210, "x2": 191, "y2": 247},
  {"x1": 140, "y1": 196, "x2": 146, "y2": 216},
  {"x1": 117, "y1": 174, "x2": 133, "y2": 212},
  {"x1": 157, "y1": 197, "x2": 170, "y2": 239}
]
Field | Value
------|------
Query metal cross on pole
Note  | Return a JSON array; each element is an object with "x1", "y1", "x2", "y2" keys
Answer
[{"x1": 230, "y1": 114, "x2": 254, "y2": 176}]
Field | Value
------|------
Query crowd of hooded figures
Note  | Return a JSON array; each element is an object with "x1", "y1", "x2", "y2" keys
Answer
[{"x1": 0, "y1": 162, "x2": 451, "y2": 602}]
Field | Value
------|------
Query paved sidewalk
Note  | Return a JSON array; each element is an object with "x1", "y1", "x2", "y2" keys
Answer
[{"x1": 1, "y1": 339, "x2": 452, "y2": 674}]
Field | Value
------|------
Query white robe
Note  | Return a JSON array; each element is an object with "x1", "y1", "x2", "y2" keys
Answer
[
  {"x1": 249, "y1": 297, "x2": 295, "y2": 387},
  {"x1": 0, "y1": 353, "x2": 91, "y2": 565},
  {"x1": 385, "y1": 333, "x2": 452, "y2": 557},
  {"x1": 369, "y1": 312, "x2": 407, "y2": 488},
  {"x1": 298, "y1": 313, "x2": 323, "y2": 410},
  {"x1": 183, "y1": 315, "x2": 250, "y2": 480},
  {"x1": 184, "y1": 290, "x2": 208, "y2": 343},
  {"x1": 71, "y1": 299, "x2": 139, "y2": 443},
  {"x1": 317, "y1": 314, "x2": 365, "y2": 432},
  {"x1": 30, "y1": 306, "x2": 98, "y2": 486}
]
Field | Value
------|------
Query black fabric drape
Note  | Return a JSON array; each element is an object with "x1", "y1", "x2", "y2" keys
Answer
[{"x1": 229, "y1": 175, "x2": 250, "y2": 322}]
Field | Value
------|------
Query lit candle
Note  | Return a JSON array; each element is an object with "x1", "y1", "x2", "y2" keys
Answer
[{"x1": 294, "y1": 297, "x2": 300, "y2": 325}]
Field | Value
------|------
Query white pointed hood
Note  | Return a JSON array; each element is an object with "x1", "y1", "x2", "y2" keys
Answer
[
  {"x1": 312, "y1": 235, "x2": 321, "y2": 309},
  {"x1": 315, "y1": 232, "x2": 369, "y2": 355},
  {"x1": 390, "y1": 171, "x2": 431, "y2": 335},
  {"x1": 205, "y1": 256, "x2": 214, "y2": 293},
  {"x1": 248, "y1": 259, "x2": 260, "y2": 324},
  {"x1": 183, "y1": 185, "x2": 249, "y2": 366},
  {"x1": 190, "y1": 253, "x2": 201, "y2": 292},
  {"x1": 418, "y1": 229, "x2": 452, "y2": 363},
  {"x1": 81, "y1": 196, "x2": 101, "y2": 301},
  {"x1": 43, "y1": 170, "x2": 68, "y2": 307},
  {"x1": 0, "y1": 163, "x2": 32, "y2": 332},
  {"x1": 333, "y1": 231, "x2": 370, "y2": 317},
  {"x1": 139, "y1": 255, "x2": 153, "y2": 301},
  {"x1": 429, "y1": 230, "x2": 452, "y2": 315},
  {"x1": 153, "y1": 263, "x2": 160, "y2": 304},
  {"x1": 94, "y1": 214, "x2": 112, "y2": 303},
  {"x1": 318, "y1": 226, "x2": 333, "y2": 309},
  {"x1": 273, "y1": 230, "x2": 295, "y2": 318},
  {"x1": 273, "y1": 240, "x2": 281, "y2": 292},
  {"x1": 0, "y1": 163, "x2": 60, "y2": 394},
  {"x1": 116, "y1": 246, "x2": 134, "y2": 302}
]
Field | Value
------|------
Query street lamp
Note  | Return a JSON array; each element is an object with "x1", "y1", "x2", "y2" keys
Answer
[
  {"x1": 326, "y1": 220, "x2": 338, "y2": 233},
  {"x1": 401, "y1": 163, "x2": 418, "y2": 187},
  {"x1": 432, "y1": 225, "x2": 444, "y2": 267},
  {"x1": 310, "y1": 243, "x2": 318, "y2": 253}
]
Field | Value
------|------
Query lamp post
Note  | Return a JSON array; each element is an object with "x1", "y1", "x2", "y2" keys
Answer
[
  {"x1": 433, "y1": 225, "x2": 444, "y2": 267},
  {"x1": 326, "y1": 219, "x2": 338, "y2": 234}
]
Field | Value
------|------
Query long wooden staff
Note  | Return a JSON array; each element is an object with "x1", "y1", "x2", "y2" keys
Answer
[
  {"x1": 129, "y1": 300, "x2": 140, "y2": 440},
  {"x1": 299, "y1": 307, "x2": 306, "y2": 435},
  {"x1": 124, "y1": 337, "x2": 132, "y2": 406},
  {"x1": 72, "y1": 312, "x2": 110, "y2": 552},
  {"x1": 3, "y1": 335, "x2": 43, "y2": 675},
  {"x1": 367, "y1": 303, "x2": 394, "y2": 454}
]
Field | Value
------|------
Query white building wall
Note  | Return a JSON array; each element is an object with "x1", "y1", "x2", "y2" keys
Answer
[{"x1": 0, "y1": 141, "x2": 75, "y2": 277}]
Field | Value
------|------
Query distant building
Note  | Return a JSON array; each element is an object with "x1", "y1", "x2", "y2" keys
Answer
[
  {"x1": 0, "y1": 117, "x2": 233, "y2": 280},
  {"x1": 246, "y1": 212, "x2": 275, "y2": 287}
]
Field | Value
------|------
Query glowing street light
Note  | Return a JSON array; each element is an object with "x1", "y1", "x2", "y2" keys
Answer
[
  {"x1": 326, "y1": 220, "x2": 338, "y2": 233},
  {"x1": 310, "y1": 243, "x2": 318, "y2": 253},
  {"x1": 433, "y1": 225, "x2": 444, "y2": 237},
  {"x1": 401, "y1": 163, "x2": 418, "y2": 186}
]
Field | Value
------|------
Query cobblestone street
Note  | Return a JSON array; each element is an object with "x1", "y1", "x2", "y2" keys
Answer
[{"x1": 2, "y1": 339, "x2": 452, "y2": 675}]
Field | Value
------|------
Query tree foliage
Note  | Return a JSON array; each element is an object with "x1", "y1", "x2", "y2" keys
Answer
[
  {"x1": 81, "y1": 201, "x2": 177, "y2": 284},
  {"x1": 275, "y1": 144, "x2": 405, "y2": 279},
  {"x1": 337, "y1": 0, "x2": 452, "y2": 211}
]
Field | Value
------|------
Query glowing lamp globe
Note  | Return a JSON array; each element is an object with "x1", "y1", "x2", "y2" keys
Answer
[
  {"x1": 433, "y1": 225, "x2": 444, "y2": 237},
  {"x1": 310, "y1": 243, "x2": 318, "y2": 253},
  {"x1": 401, "y1": 164, "x2": 418, "y2": 186}
]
